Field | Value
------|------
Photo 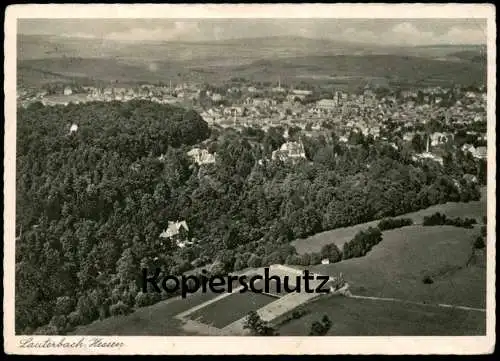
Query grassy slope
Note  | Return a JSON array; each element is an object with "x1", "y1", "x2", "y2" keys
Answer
[
  {"x1": 307, "y1": 225, "x2": 485, "y2": 308},
  {"x1": 278, "y1": 296, "x2": 486, "y2": 336},
  {"x1": 72, "y1": 287, "x2": 218, "y2": 335},
  {"x1": 280, "y1": 222, "x2": 486, "y2": 336},
  {"x1": 292, "y1": 191, "x2": 486, "y2": 255},
  {"x1": 283, "y1": 189, "x2": 487, "y2": 336}
]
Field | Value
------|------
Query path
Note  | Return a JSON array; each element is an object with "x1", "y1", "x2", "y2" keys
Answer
[{"x1": 347, "y1": 294, "x2": 486, "y2": 312}]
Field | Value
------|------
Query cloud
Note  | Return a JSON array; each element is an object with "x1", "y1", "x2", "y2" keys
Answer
[
  {"x1": 437, "y1": 26, "x2": 486, "y2": 45},
  {"x1": 104, "y1": 21, "x2": 201, "y2": 42},
  {"x1": 388, "y1": 22, "x2": 435, "y2": 45},
  {"x1": 338, "y1": 22, "x2": 486, "y2": 45},
  {"x1": 19, "y1": 19, "x2": 486, "y2": 45}
]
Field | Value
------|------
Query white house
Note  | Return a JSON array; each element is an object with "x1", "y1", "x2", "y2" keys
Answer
[
  {"x1": 430, "y1": 132, "x2": 452, "y2": 147},
  {"x1": 187, "y1": 148, "x2": 216, "y2": 165},
  {"x1": 159, "y1": 220, "x2": 192, "y2": 248},
  {"x1": 69, "y1": 124, "x2": 78, "y2": 134},
  {"x1": 321, "y1": 259, "x2": 330, "y2": 265},
  {"x1": 271, "y1": 141, "x2": 306, "y2": 162},
  {"x1": 473, "y1": 146, "x2": 487, "y2": 160},
  {"x1": 63, "y1": 86, "x2": 73, "y2": 96},
  {"x1": 160, "y1": 220, "x2": 189, "y2": 239},
  {"x1": 461, "y1": 143, "x2": 476, "y2": 154}
]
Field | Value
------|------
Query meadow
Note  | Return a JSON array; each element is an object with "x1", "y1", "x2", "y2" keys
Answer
[
  {"x1": 292, "y1": 191, "x2": 487, "y2": 255},
  {"x1": 305, "y1": 225, "x2": 485, "y2": 308},
  {"x1": 71, "y1": 289, "x2": 216, "y2": 335},
  {"x1": 278, "y1": 296, "x2": 486, "y2": 336}
]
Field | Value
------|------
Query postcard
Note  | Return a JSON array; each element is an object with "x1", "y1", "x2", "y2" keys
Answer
[{"x1": 3, "y1": 3, "x2": 496, "y2": 355}]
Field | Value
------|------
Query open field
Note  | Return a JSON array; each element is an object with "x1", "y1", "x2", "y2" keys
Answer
[
  {"x1": 187, "y1": 292, "x2": 276, "y2": 329},
  {"x1": 292, "y1": 189, "x2": 487, "y2": 255},
  {"x1": 278, "y1": 296, "x2": 486, "y2": 336},
  {"x1": 305, "y1": 225, "x2": 485, "y2": 308}
]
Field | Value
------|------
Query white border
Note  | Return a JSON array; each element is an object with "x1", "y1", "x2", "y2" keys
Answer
[{"x1": 4, "y1": 3, "x2": 496, "y2": 355}]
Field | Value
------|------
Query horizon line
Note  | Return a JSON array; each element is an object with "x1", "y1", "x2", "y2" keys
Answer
[{"x1": 17, "y1": 33, "x2": 487, "y2": 47}]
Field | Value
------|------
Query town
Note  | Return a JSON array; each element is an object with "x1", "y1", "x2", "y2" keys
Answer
[{"x1": 18, "y1": 79, "x2": 487, "y2": 168}]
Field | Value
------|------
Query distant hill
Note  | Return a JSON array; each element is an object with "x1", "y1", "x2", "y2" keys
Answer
[
  {"x1": 17, "y1": 34, "x2": 486, "y2": 88},
  {"x1": 18, "y1": 34, "x2": 486, "y2": 62},
  {"x1": 18, "y1": 53, "x2": 486, "y2": 89},
  {"x1": 446, "y1": 50, "x2": 487, "y2": 63}
]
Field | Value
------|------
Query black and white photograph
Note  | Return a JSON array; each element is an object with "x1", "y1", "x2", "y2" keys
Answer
[{"x1": 4, "y1": 3, "x2": 495, "y2": 355}]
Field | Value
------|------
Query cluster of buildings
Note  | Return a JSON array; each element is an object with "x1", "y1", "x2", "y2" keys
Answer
[
  {"x1": 17, "y1": 83, "x2": 200, "y2": 108},
  {"x1": 18, "y1": 80, "x2": 487, "y2": 167}
]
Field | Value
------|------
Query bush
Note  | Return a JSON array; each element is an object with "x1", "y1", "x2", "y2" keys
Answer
[
  {"x1": 243, "y1": 310, "x2": 278, "y2": 336},
  {"x1": 109, "y1": 301, "x2": 131, "y2": 317},
  {"x1": 135, "y1": 292, "x2": 153, "y2": 308},
  {"x1": 291, "y1": 307, "x2": 308, "y2": 319},
  {"x1": 423, "y1": 212, "x2": 447, "y2": 226},
  {"x1": 474, "y1": 236, "x2": 485, "y2": 249},
  {"x1": 54, "y1": 296, "x2": 76, "y2": 316},
  {"x1": 320, "y1": 243, "x2": 342, "y2": 263},
  {"x1": 49, "y1": 315, "x2": 68, "y2": 334},
  {"x1": 67, "y1": 311, "x2": 82, "y2": 327},
  {"x1": 309, "y1": 252, "x2": 322, "y2": 265},
  {"x1": 342, "y1": 227, "x2": 383, "y2": 260},
  {"x1": 285, "y1": 254, "x2": 302, "y2": 265},
  {"x1": 300, "y1": 253, "x2": 312, "y2": 266},
  {"x1": 377, "y1": 217, "x2": 413, "y2": 231},
  {"x1": 308, "y1": 315, "x2": 332, "y2": 336},
  {"x1": 422, "y1": 275, "x2": 434, "y2": 284}
]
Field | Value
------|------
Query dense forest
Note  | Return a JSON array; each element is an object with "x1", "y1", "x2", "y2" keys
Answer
[{"x1": 16, "y1": 100, "x2": 482, "y2": 334}]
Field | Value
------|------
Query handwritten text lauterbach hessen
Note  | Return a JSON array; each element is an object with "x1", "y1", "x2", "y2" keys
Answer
[{"x1": 19, "y1": 337, "x2": 124, "y2": 348}]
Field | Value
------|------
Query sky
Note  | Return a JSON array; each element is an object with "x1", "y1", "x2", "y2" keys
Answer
[{"x1": 18, "y1": 19, "x2": 487, "y2": 46}]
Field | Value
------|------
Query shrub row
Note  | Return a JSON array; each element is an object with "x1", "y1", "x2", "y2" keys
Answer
[
  {"x1": 377, "y1": 217, "x2": 413, "y2": 231},
  {"x1": 423, "y1": 212, "x2": 477, "y2": 228},
  {"x1": 342, "y1": 227, "x2": 383, "y2": 260}
]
